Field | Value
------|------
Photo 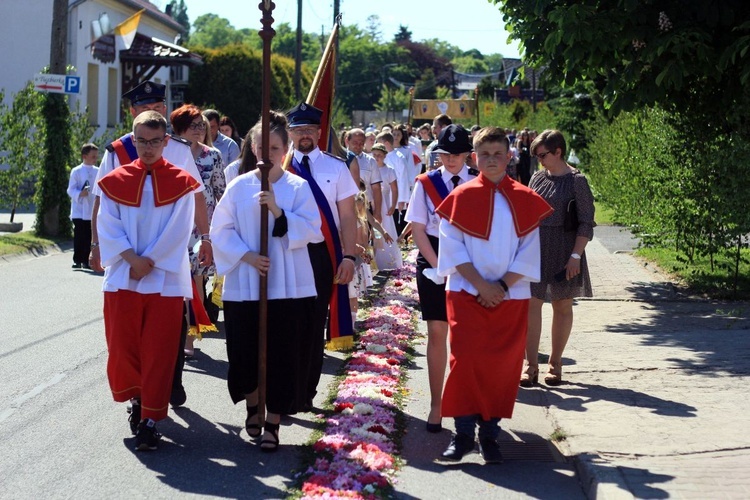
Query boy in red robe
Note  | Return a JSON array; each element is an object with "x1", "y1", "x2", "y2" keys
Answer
[
  {"x1": 435, "y1": 127, "x2": 553, "y2": 464},
  {"x1": 97, "y1": 111, "x2": 200, "y2": 451}
]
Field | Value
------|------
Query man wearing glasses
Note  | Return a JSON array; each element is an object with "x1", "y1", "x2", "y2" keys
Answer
[{"x1": 286, "y1": 102, "x2": 359, "y2": 410}]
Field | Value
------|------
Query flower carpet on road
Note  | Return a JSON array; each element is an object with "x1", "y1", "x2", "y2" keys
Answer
[{"x1": 299, "y1": 253, "x2": 419, "y2": 499}]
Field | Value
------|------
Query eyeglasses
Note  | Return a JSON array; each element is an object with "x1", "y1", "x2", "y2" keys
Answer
[
  {"x1": 188, "y1": 121, "x2": 206, "y2": 131},
  {"x1": 290, "y1": 127, "x2": 319, "y2": 136},
  {"x1": 135, "y1": 137, "x2": 166, "y2": 148},
  {"x1": 535, "y1": 150, "x2": 552, "y2": 160}
]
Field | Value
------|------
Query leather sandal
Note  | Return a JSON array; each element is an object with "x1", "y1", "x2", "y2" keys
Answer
[
  {"x1": 544, "y1": 364, "x2": 563, "y2": 386},
  {"x1": 260, "y1": 421, "x2": 280, "y2": 452},
  {"x1": 519, "y1": 362, "x2": 539, "y2": 388},
  {"x1": 245, "y1": 404, "x2": 262, "y2": 438}
]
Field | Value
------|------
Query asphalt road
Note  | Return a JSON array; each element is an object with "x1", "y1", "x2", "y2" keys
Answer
[
  {"x1": 1, "y1": 247, "x2": 586, "y2": 499},
  {"x1": 0, "y1": 249, "x2": 348, "y2": 499}
]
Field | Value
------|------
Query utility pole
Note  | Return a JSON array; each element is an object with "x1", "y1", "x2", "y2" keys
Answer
[
  {"x1": 294, "y1": 0, "x2": 302, "y2": 100},
  {"x1": 333, "y1": 0, "x2": 340, "y2": 91}
]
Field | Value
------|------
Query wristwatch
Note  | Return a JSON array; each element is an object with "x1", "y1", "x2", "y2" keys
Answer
[
  {"x1": 90, "y1": 242, "x2": 99, "y2": 249},
  {"x1": 570, "y1": 253, "x2": 581, "y2": 260}
]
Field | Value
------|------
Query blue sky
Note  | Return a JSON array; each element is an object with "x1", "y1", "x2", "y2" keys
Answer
[{"x1": 182, "y1": 0, "x2": 522, "y2": 58}]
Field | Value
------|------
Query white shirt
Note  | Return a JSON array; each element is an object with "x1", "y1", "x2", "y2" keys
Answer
[
  {"x1": 353, "y1": 151, "x2": 382, "y2": 206},
  {"x1": 210, "y1": 171, "x2": 321, "y2": 301},
  {"x1": 437, "y1": 191, "x2": 541, "y2": 300},
  {"x1": 67, "y1": 163, "x2": 98, "y2": 220},
  {"x1": 405, "y1": 165, "x2": 474, "y2": 237},
  {"x1": 292, "y1": 147, "x2": 359, "y2": 229},
  {"x1": 224, "y1": 159, "x2": 240, "y2": 185},
  {"x1": 98, "y1": 177, "x2": 196, "y2": 298},
  {"x1": 386, "y1": 149, "x2": 411, "y2": 204},
  {"x1": 92, "y1": 134, "x2": 204, "y2": 197}
]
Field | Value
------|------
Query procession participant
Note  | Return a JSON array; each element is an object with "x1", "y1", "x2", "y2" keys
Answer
[
  {"x1": 435, "y1": 126, "x2": 553, "y2": 463},
  {"x1": 97, "y1": 111, "x2": 200, "y2": 451},
  {"x1": 211, "y1": 111, "x2": 321, "y2": 452},
  {"x1": 89, "y1": 80, "x2": 211, "y2": 412},
  {"x1": 203, "y1": 109, "x2": 240, "y2": 167},
  {"x1": 67, "y1": 143, "x2": 99, "y2": 269},
  {"x1": 286, "y1": 102, "x2": 359, "y2": 409},
  {"x1": 424, "y1": 114, "x2": 453, "y2": 170},
  {"x1": 346, "y1": 128, "x2": 383, "y2": 221},
  {"x1": 370, "y1": 143, "x2": 402, "y2": 271},
  {"x1": 375, "y1": 131, "x2": 410, "y2": 235},
  {"x1": 404, "y1": 124, "x2": 478, "y2": 433}
]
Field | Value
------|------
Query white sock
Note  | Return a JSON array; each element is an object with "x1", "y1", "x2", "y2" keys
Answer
[{"x1": 351, "y1": 312, "x2": 357, "y2": 330}]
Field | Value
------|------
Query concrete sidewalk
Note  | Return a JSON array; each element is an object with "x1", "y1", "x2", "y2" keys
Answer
[
  {"x1": 395, "y1": 226, "x2": 750, "y2": 499},
  {"x1": 552, "y1": 227, "x2": 750, "y2": 499}
]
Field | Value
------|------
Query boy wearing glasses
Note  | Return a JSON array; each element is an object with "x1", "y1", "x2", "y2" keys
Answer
[{"x1": 97, "y1": 111, "x2": 200, "y2": 451}]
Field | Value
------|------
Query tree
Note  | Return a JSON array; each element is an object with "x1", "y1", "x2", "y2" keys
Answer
[
  {"x1": 451, "y1": 55, "x2": 490, "y2": 74},
  {"x1": 492, "y1": 0, "x2": 750, "y2": 121},
  {"x1": 413, "y1": 68, "x2": 438, "y2": 99},
  {"x1": 0, "y1": 86, "x2": 45, "y2": 224},
  {"x1": 167, "y1": 0, "x2": 190, "y2": 42},
  {"x1": 394, "y1": 25, "x2": 412, "y2": 42},
  {"x1": 187, "y1": 45, "x2": 311, "y2": 134},
  {"x1": 189, "y1": 14, "x2": 249, "y2": 48},
  {"x1": 365, "y1": 15, "x2": 382, "y2": 42}
]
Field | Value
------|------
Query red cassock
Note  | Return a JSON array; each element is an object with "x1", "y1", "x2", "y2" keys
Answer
[{"x1": 436, "y1": 174, "x2": 553, "y2": 420}]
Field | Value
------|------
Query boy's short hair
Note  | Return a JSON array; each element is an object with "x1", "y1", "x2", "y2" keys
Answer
[
  {"x1": 133, "y1": 110, "x2": 167, "y2": 134},
  {"x1": 530, "y1": 129, "x2": 567, "y2": 158},
  {"x1": 375, "y1": 131, "x2": 394, "y2": 145},
  {"x1": 81, "y1": 143, "x2": 99, "y2": 156},
  {"x1": 473, "y1": 126, "x2": 510, "y2": 151}
]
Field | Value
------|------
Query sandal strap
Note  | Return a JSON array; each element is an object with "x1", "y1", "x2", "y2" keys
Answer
[{"x1": 260, "y1": 422, "x2": 280, "y2": 451}]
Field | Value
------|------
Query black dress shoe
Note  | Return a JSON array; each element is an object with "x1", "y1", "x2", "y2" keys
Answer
[
  {"x1": 170, "y1": 384, "x2": 187, "y2": 407},
  {"x1": 71, "y1": 263, "x2": 82, "y2": 269},
  {"x1": 439, "y1": 433, "x2": 475, "y2": 462},
  {"x1": 479, "y1": 437, "x2": 503, "y2": 464},
  {"x1": 425, "y1": 422, "x2": 442, "y2": 433}
]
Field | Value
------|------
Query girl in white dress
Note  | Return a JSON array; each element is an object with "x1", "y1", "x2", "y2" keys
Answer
[{"x1": 371, "y1": 144, "x2": 403, "y2": 270}]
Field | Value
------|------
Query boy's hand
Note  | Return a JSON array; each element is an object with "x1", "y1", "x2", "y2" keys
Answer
[
  {"x1": 383, "y1": 232, "x2": 394, "y2": 244},
  {"x1": 128, "y1": 256, "x2": 155, "y2": 280},
  {"x1": 243, "y1": 251, "x2": 271, "y2": 276},
  {"x1": 476, "y1": 280, "x2": 505, "y2": 308},
  {"x1": 199, "y1": 240, "x2": 213, "y2": 267}
]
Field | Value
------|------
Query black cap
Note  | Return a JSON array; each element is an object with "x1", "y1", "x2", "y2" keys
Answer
[
  {"x1": 287, "y1": 102, "x2": 323, "y2": 128},
  {"x1": 433, "y1": 124, "x2": 472, "y2": 155},
  {"x1": 122, "y1": 81, "x2": 166, "y2": 106}
]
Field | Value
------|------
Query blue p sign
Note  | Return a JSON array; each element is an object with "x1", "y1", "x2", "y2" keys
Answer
[{"x1": 64, "y1": 76, "x2": 81, "y2": 94}]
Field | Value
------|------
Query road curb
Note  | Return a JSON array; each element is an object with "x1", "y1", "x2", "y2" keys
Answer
[
  {"x1": 572, "y1": 452, "x2": 635, "y2": 500},
  {"x1": 0, "y1": 242, "x2": 71, "y2": 265}
]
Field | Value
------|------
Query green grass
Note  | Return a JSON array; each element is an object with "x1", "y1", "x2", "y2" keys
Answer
[
  {"x1": 550, "y1": 426, "x2": 569, "y2": 442},
  {"x1": 594, "y1": 200, "x2": 616, "y2": 226},
  {"x1": 0, "y1": 232, "x2": 67, "y2": 257},
  {"x1": 636, "y1": 245, "x2": 750, "y2": 300}
]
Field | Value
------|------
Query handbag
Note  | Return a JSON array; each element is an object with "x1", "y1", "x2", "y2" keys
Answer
[{"x1": 564, "y1": 198, "x2": 579, "y2": 232}]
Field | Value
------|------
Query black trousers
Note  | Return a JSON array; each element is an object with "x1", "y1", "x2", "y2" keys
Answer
[
  {"x1": 72, "y1": 219, "x2": 91, "y2": 265},
  {"x1": 304, "y1": 241, "x2": 333, "y2": 403},
  {"x1": 392, "y1": 209, "x2": 408, "y2": 236}
]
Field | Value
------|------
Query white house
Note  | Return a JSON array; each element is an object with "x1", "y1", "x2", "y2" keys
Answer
[{"x1": 0, "y1": 0, "x2": 201, "y2": 135}]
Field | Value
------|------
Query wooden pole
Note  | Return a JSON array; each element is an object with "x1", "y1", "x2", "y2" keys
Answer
[
  {"x1": 475, "y1": 86, "x2": 480, "y2": 127},
  {"x1": 257, "y1": 0, "x2": 276, "y2": 429},
  {"x1": 407, "y1": 87, "x2": 414, "y2": 125}
]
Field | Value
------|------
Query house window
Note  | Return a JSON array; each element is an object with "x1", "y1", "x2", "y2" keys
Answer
[
  {"x1": 87, "y1": 64, "x2": 99, "y2": 127},
  {"x1": 107, "y1": 68, "x2": 118, "y2": 127}
]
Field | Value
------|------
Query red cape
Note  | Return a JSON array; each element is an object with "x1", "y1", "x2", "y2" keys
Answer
[
  {"x1": 98, "y1": 157, "x2": 200, "y2": 207},
  {"x1": 436, "y1": 173, "x2": 553, "y2": 240}
]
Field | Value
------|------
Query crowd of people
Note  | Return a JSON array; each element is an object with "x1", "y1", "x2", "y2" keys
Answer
[{"x1": 67, "y1": 79, "x2": 595, "y2": 464}]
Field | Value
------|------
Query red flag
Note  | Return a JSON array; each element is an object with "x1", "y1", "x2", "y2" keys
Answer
[{"x1": 306, "y1": 22, "x2": 339, "y2": 153}]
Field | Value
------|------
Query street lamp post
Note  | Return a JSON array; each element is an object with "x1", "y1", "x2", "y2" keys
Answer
[{"x1": 381, "y1": 63, "x2": 397, "y2": 123}]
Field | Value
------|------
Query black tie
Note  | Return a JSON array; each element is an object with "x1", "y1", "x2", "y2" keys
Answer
[
  {"x1": 451, "y1": 175, "x2": 461, "y2": 190},
  {"x1": 302, "y1": 155, "x2": 311, "y2": 175}
]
